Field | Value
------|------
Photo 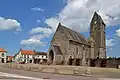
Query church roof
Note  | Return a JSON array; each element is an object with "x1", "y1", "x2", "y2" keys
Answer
[
  {"x1": 90, "y1": 11, "x2": 106, "y2": 26},
  {"x1": 58, "y1": 23, "x2": 88, "y2": 45},
  {"x1": 0, "y1": 48, "x2": 7, "y2": 52}
]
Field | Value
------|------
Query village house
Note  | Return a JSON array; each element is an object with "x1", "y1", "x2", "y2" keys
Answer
[
  {"x1": 34, "y1": 51, "x2": 47, "y2": 64},
  {"x1": 0, "y1": 48, "x2": 7, "y2": 63},
  {"x1": 7, "y1": 56, "x2": 14, "y2": 63},
  {"x1": 47, "y1": 12, "x2": 106, "y2": 66},
  {"x1": 14, "y1": 49, "x2": 35, "y2": 63}
]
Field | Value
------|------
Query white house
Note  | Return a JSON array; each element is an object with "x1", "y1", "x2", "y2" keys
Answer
[
  {"x1": 14, "y1": 49, "x2": 35, "y2": 63},
  {"x1": 34, "y1": 51, "x2": 47, "y2": 64},
  {"x1": 0, "y1": 48, "x2": 7, "y2": 63}
]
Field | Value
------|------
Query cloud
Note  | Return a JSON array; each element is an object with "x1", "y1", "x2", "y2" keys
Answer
[
  {"x1": 106, "y1": 39, "x2": 116, "y2": 47},
  {"x1": 21, "y1": 27, "x2": 53, "y2": 47},
  {"x1": 45, "y1": 17, "x2": 59, "y2": 32},
  {"x1": 20, "y1": 38, "x2": 46, "y2": 47},
  {"x1": 36, "y1": 20, "x2": 41, "y2": 23},
  {"x1": 109, "y1": 48, "x2": 113, "y2": 51},
  {"x1": 31, "y1": 7, "x2": 44, "y2": 12},
  {"x1": 45, "y1": 0, "x2": 120, "y2": 33},
  {"x1": 116, "y1": 28, "x2": 120, "y2": 37},
  {"x1": 0, "y1": 17, "x2": 21, "y2": 31},
  {"x1": 30, "y1": 27, "x2": 53, "y2": 35}
]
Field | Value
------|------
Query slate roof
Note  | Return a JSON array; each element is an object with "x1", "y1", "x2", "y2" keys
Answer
[
  {"x1": 91, "y1": 12, "x2": 106, "y2": 26},
  {"x1": 58, "y1": 23, "x2": 88, "y2": 45},
  {"x1": 7, "y1": 56, "x2": 14, "y2": 60},
  {"x1": 0, "y1": 48, "x2": 7, "y2": 52},
  {"x1": 35, "y1": 52, "x2": 47, "y2": 55}
]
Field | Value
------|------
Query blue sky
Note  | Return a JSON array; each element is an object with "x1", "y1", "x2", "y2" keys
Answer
[{"x1": 0, "y1": 0, "x2": 120, "y2": 57}]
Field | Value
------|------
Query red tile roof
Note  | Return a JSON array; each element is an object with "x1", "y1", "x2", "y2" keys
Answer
[
  {"x1": 7, "y1": 56, "x2": 13, "y2": 60},
  {"x1": 21, "y1": 50, "x2": 35, "y2": 55},
  {"x1": 0, "y1": 48, "x2": 7, "y2": 52}
]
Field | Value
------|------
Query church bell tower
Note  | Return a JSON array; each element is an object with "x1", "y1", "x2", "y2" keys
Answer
[{"x1": 90, "y1": 12, "x2": 106, "y2": 59}]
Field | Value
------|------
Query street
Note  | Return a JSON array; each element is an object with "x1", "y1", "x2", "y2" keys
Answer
[
  {"x1": 0, "y1": 66, "x2": 119, "y2": 80},
  {"x1": 0, "y1": 65, "x2": 96, "y2": 80}
]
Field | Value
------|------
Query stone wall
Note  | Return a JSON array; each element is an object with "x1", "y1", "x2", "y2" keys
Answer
[
  {"x1": 68, "y1": 41, "x2": 83, "y2": 59},
  {"x1": 90, "y1": 58, "x2": 120, "y2": 68},
  {"x1": 66, "y1": 41, "x2": 90, "y2": 66}
]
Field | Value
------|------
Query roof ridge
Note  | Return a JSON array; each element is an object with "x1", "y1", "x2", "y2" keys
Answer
[
  {"x1": 60, "y1": 24, "x2": 88, "y2": 44},
  {"x1": 61, "y1": 24, "x2": 86, "y2": 37}
]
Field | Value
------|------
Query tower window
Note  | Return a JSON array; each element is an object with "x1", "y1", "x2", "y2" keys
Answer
[{"x1": 94, "y1": 27, "x2": 97, "y2": 30}]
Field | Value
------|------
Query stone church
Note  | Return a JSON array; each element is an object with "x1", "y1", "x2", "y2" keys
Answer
[{"x1": 47, "y1": 12, "x2": 106, "y2": 66}]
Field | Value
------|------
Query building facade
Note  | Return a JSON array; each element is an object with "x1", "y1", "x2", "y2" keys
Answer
[
  {"x1": 14, "y1": 49, "x2": 35, "y2": 63},
  {"x1": 0, "y1": 48, "x2": 7, "y2": 63},
  {"x1": 34, "y1": 52, "x2": 47, "y2": 64},
  {"x1": 48, "y1": 23, "x2": 90, "y2": 65},
  {"x1": 7, "y1": 56, "x2": 14, "y2": 63},
  {"x1": 48, "y1": 12, "x2": 106, "y2": 66}
]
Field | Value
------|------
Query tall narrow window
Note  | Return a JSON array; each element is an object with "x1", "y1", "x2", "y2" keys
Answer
[{"x1": 76, "y1": 46, "x2": 79, "y2": 54}]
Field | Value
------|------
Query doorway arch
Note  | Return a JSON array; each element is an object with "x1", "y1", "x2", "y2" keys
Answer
[{"x1": 49, "y1": 50, "x2": 54, "y2": 61}]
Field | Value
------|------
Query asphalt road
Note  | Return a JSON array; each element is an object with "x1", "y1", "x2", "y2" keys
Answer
[{"x1": 0, "y1": 65, "x2": 120, "y2": 80}]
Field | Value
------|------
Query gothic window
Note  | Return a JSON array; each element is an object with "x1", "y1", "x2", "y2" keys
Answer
[
  {"x1": 94, "y1": 27, "x2": 97, "y2": 30},
  {"x1": 76, "y1": 46, "x2": 79, "y2": 54},
  {"x1": 93, "y1": 26, "x2": 97, "y2": 31}
]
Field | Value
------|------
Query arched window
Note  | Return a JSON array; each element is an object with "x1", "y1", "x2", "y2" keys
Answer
[{"x1": 76, "y1": 46, "x2": 79, "y2": 54}]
